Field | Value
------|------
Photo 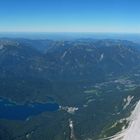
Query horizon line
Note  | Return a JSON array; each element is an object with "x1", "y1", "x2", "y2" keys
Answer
[{"x1": 0, "y1": 31, "x2": 140, "y2": 34}]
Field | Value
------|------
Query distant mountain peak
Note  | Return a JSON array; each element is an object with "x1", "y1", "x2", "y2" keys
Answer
[{"x1": 0, "y1": 39, "x2": 19, "y2": 47}]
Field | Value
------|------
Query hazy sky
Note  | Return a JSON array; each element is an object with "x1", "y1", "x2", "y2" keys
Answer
[{"x1": 0, "y1": 0, "x2": 140, "y2": 33}]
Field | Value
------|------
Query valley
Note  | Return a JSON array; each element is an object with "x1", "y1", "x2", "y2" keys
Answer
[{"x1": 0, "y1": 38, "x2": 140, "y2": 140}]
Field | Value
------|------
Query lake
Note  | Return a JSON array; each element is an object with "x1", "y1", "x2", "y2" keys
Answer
[{"x1": 0, "y1": 98, "x2": 59, "y2": 120}]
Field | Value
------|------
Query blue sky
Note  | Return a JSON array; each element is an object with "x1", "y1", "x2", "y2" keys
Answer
[{"x1": 0, "y1": 0, "x2": 140, "y2": 33}]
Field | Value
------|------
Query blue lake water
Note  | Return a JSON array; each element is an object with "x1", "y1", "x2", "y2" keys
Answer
[{"x1": 0, "y1": 98, "x2": 59, "y2": 120}]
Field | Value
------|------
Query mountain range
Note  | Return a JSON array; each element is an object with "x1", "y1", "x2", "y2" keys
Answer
[{"x1": 0, "y1": 38, "x2": 140, "y2": 140}]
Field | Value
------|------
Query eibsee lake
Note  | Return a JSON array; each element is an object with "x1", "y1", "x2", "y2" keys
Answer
[{"x1": 0, "y1": 98, "x2": 59, "y2": 120}]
